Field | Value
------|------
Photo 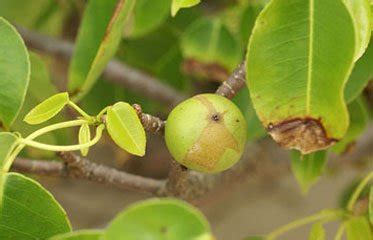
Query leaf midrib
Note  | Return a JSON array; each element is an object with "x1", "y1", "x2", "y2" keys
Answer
[{"x1": 306, "y1": 0, "x2": 314, "y2": 115}]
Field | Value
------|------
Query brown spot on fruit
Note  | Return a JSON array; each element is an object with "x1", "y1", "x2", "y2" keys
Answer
[{"x1": 267, "y1": 118, "x2": 338, "y2": 154}]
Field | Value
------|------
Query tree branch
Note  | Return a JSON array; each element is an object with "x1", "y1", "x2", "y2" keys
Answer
[
  {"x1": 12, "y1": 153, "x2": 166, "y2": 195},
  {"x1": 17, "y1": 26, "x2": 185, "y2": 107}
]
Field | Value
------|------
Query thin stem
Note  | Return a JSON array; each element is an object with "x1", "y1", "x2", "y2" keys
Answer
[
  {"x1": 68, "y1": 101, "x2": 94, "y2": 121},
  {"x1": 266, "y1": 210, "x2": 344, "y2": 240},
  {"x1": 347, "y1": 171, "x2": 373, "y2": 212},
  {"x1": 334, "y1": 223, "x2": 345, "y2": 240},
  {"x1": 97, "y1": 106, "x2": 110, "y2": 120},
  {"x1": 4, "y1": 120, "x2": 89, "y2": 172},
  {"x1": 19, "y1": 125, "x2": 105, "y2": 152}
]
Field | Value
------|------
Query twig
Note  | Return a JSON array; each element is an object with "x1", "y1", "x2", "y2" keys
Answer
[
  {"x1": 216, "y1": 62, "x2": 247, "y2": 99},
  {"x1": 12, "y1": 153, "x2": 166, "y2": 195},
  {"x1": 17, "y1": 26, "x2": 185, "y2": 106},
  {"x1": 132, "y1": 104, "x2": 165, "y2": 134}
]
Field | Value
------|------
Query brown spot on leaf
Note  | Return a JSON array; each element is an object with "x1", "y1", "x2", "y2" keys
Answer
[
  {"x1": 181, "y1": 96, "x2": 239, "y2": 171},
  {"x1": 267, "y1": 118, "x2": 338, "y2": 154},
  {"x1": 182, "y1": 59, "x2": 230, "y2": 83}
]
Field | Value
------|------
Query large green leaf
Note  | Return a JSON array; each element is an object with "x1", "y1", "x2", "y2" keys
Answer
[
  {"x1": 246, "y1": 0, "x2": 356, "y2": 154},
  {"x1": 171, "y1": 0, "x2": 201, "y2": 17},
  {"x1": 23, "y1": 92, "x2": 69, "y2": 125},
  {"x1": 0, "y1": 133, "x2": 18, "y2": 172},
  {"x1": 308, "y1": 223, "x2": 325, "y2": 240},
  {"x1": 345, "y1": 216, "x2": 372, "y2": 240},
  {"x1": 332, "y1": 98, "x2": 368, "y2": 154},
  {"x1": 0, "y1": 173, "x2": 71, "y2": 239},
  {"x1": 290, "y1": 150, "x2": 327, "y2": 193},
  {"x1": 68, "y1": 0, "x2": 135, "y2": 100},
  {"x1": 106, "y1": 102, "x2": 146, "y2": 156},
  {"x1": 104, "y1": 198, "x2": 211, "y2": 240},
  {"x1": 181, "y1": 18, "x2": 242, "y2": 80},
  {"x1": 50, "y1": 230, "x2": 103, "y2": 240},
  {"x1": 124, "y1": 0, "x2": 171, "y2": 39},
  {"x1": 345, "y1": 38, "x2": 373, "y2": 103},
  {"x1": 0, "y1": 17, "x2": 30, "y2": 129},
  {"x1": 343, "y1": 0, "x2": 371, "y2": 60}
]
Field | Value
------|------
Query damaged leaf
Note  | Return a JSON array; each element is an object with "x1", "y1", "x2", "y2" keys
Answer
[{"x1": 246, "y1": 0, "x2": 356, "y2": 154}]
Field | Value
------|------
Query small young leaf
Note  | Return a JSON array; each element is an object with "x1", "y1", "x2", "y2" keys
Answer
[
  {"x1": 23, "y1": 92, "x2": 69, "y2": 125},
  {"x1": 345, "y1": 217, "x2": 372, "y2": 240},
  {"x1": 246, "y1": 0, "x2": 356, "y2": 154},
  {"x1": 332, "y1": 98, "x2": 368, "y2": 154},
  {"x1": 0, "y1": 173, "x2": 71, "y2": 239},
  {"x1": 291, "y1": 151, "x2": 327, "y2": 193},
  {"x1": 106, "y1": 102, "x2": 146, "y2": 156},
  {"x1": 0, "y1": 17, "x2": 30, "y2": 129},
  {"x1": 124, "y1": 0, "x2": 171, "y2": 39},
  {"x1": 0, "y1": 133, "x2": 18, "y2": 172},
  {"x1": 104, "y1": 198, "x2": 211, "y2": 240},
  {"x1": 79, "y1": 123, "x2": 91, "y2": 157},
  {"x1": 49, "y1": 230, "x2": 103, "y2": 240},
  {"x1": 68, "y1": 0, "x2": 135, "y2": 100},
  {"x1": 369, "y1": 186, "x2": 372, "y2": 224},
  {"x1": 345, "y1": 38, "x2": 373, "y2": 103},
  {"x1": 343, "y1": 0, "x2": 371, "y2": 60},
  {"x1": 171, "y1": 0, "x2": 201, "y2": 17},
  {"x1": 308, "y1": 223, "x2": 325, "y2": 240}
]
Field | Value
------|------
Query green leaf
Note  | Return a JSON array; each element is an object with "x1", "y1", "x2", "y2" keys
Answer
[
  {"x1": 345, "y1": 217, "x2": 372, "y2": 240},
  {"x1": 50, "y1": 230, "x2": 103, "y2": 240},
  {"x1": 0, "y1": 172, "x2": 71, "y2": 239},
  {"x1": 171, "y1": 0, "x2": 201, "y2": 17},
  {"x1": 308, "y1": 223, "x2": 325, "y2": 240},
  {"x1": 68, "y1": 0, "x2": 136, "y2": 100},
  {"x1": 0, "y1": 133, "x2": 18, "y2": 172},
  {"x1": 246, "y1": 0, "x2": 356, "y2": 154},
  {"x1": 291, "y1": 150, "x2": 327, "y2": 193},
  {"x1": 232, "y1": 88, "x2": 266, "y2": 141},
  {"x1": 332, "y1": 98, "x2": 368, "y2": 154},
  {"x1": 125, "y1": 0, "x2": 171, "y2": 38},
  {"x1": 24, "y1": 92, "x2": 69, "y2": 125},
  {"x1": 181, "y1": 18, "x2": 242, "y2": 77},
  {"x1": 104, "y1": 198, "x2": 211, "y2": 240},
  {"x1": 0, "y1": 17, "x2": 30, "y2": 129},
  {"x1": 106, "y1": 102, "x2": 146, "y2": 156},
  {"x1": 343, "y1": 0, "x2": 371, "y2": 60},
  {"x1": 369, "y1": 186, "x2": 372, "y2": 224},
  {"x1": 79, "y1": 123, "x2": 91, "y2": 157},
  {"x1": 345, "y1": 38, "x2": 373, "y2": 103}
]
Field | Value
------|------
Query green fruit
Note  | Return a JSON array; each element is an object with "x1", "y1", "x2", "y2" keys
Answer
[{"x1": 165, "y1": 94, "x2": 247, "y2": 173}]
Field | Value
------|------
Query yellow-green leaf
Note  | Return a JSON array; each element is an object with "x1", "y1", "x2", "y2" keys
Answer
[
  {"x1": 49, "y1": 230, "x2": 103, "y2": 240},
  {"x1": 308, "y1": 223, "x2": 325, "y2": 240},
  {"x1": 343, "y1": 0, "x2": 371, "y2": 60},
  {"x1": 345, "y1": 217, "x2": 372, "y2": 240},
  {"x1": 79, "y1": 123, "x2": 91, "y2": 157},
  {"x1": 246, "y1": 0, "x2": 356, "y2": 154},
  {"x1": 0, "y1": 17, "x2": 30, "y2": 129},
  {"x1": 104, "y1": 198, "x2": 211, "y2": 240},
  {"x1": 0, "y1": 133, "x2": 18, "y2": 172},
  {"x1": 369, "y1": 186, "x2": 372, "y2": 224},
  {"x1": 171, "y1": 0, "x2": 201, "y2": 17},
  {"x1": 23, "y1": 92, "x2": 69, "y2": 125},
  {"x1": 68, "y1": 0, "x2": 135, "y2": 101},
  {"x1": 0, "y1": 173, "x2": 71, "y2": 239},
  {"x1": 106, "y1": 102, "x2": 146, "y2": 156}
]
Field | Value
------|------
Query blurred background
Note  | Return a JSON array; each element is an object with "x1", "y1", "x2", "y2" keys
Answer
[{"x1": 0, "y1": 0, "x2": 372, "y2": 239}]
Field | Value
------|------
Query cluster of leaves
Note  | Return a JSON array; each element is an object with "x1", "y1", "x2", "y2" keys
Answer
[{"x1": 0, "y1": 0, "x2": 372, "y2": 239}]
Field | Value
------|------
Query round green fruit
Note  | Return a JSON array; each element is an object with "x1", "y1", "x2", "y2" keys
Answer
[{"x1": 165, "y1": 94, "x2": 247, "y2": 173}]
